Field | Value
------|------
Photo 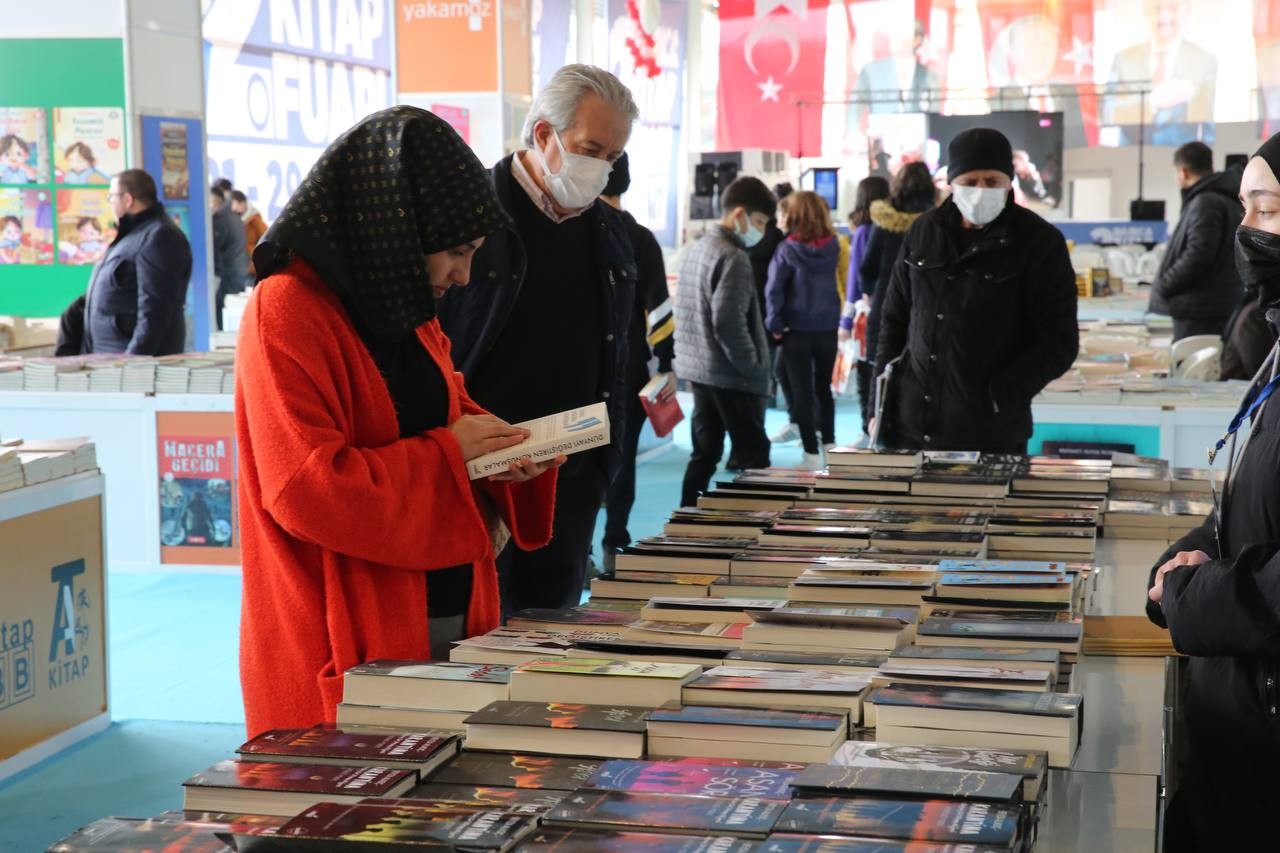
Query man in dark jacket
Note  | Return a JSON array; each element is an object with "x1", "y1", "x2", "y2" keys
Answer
[
  {"x1": 82, "y1": 169, "x2": 191, "y2": 356},
  {"x1": 210, "y1": 184, "x2": 248, "y2": 330},
  {"x1": 674, "y1": 177, "x2": 776, "y2": 507},
  {"x1": 598, "y1": 154, "x2": 675, "y2": 566},
  {"x1": 436, "y1": 64, "x2": 638, "y2": 613},
  {"x1": 1149, "y1": 142, "x2": 1245, "y2": 340},
  {"x1": 1145, "y1": 135, "x2": 1280, "y2": 851},
  {"x1": 875, "y1": 128, "x2": 1078, "y2": 452}
]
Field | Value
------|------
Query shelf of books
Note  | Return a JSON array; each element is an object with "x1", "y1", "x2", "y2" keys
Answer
[
  {"x1": 0, "y1": 358, "x2": 238, "y2": 572},
  {"x1": 47, "y1": 448, "x2": 1181, "y2": 851},
  {"x1": 0, "y1": 465, "x2": 109, "y2": 785}
]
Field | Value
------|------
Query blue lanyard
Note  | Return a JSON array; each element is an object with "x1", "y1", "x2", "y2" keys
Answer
[{"x1": 1210, "y1": 373, "x2": 1280, "y2": 464}]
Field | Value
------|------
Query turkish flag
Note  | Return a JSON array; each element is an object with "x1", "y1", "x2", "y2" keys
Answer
[
  {"x1": 717, "y1": 0, "x2": 828, "y2": 156},
  {"x1": 975, "y1": 0, "x2": 1098, "y2": 145}
]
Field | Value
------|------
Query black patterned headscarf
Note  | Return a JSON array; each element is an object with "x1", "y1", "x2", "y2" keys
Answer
[{"x1": 253, "y1": 105, "x2": 509, "y2": 343}]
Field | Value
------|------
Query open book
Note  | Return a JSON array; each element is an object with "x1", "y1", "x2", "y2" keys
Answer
[{"x1": 466, "y1": 402, "x2": 611, "y2": 480}]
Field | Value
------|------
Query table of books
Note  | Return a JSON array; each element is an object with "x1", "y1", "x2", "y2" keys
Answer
[{"x1": 47, "y1": 449, "x2": 1180, "y2": 851}]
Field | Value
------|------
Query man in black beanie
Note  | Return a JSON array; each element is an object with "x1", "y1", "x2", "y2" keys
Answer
[{"x1": 873, "y1": 127, "x2": 1078, "y2": 452}]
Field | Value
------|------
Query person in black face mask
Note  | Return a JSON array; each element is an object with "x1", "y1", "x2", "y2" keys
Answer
[
  {"x1": 1221, "y1": 154, "x2": 1280, "y2": 379},
  {"x1": 1144, "y1": 132, "x2": 1280, "y2": 851}
]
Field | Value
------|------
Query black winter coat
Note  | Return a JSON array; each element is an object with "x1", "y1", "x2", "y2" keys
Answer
[
  {"x1": 861, "y1": 200, "x2": 925, "y2": 365},
  {"x1": 211, "y1": 203, "x2": 248, "y2": 295},
  {"x1": 749, "y1": 219, "x2": 786, "y2": 314},
  {"x1": 1146, "y1": 350, "x2": 1280, "y2": 849},
  {"x1": 82, "y1": 204, "x2": 192, "y2": 356},
  {"x1": 435, "y1": 154, "x2": 636, "y2": 473},
  {"x1": 1149, "y1": 170, "x2": 1244, "y2": 321},
  {"x1": 1220, "y1": 296, "x2": 1273, "y2": 380},
  {"x1": 620, "y1": 209, "x2": 674, "y2": 386},
  {"x1": 874, "y1": 197, "x2": 1078, "y2": 451}
]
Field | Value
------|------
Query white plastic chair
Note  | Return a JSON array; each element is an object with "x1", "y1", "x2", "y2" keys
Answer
[
  {"x1": 1170, "y1": 335, "x2": 1222, "y2": 374},
  {"x1": 1177, "y1": 347, "x2": 1221, "y2": 381},
  {"x1": 1103, "y1": 249, "x2": 1138, "y2": 278}
]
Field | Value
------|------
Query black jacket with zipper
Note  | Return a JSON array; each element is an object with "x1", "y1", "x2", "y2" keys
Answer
[
  {"x1": 1149, "y1": 169, "x2": 1244, "y2": 322},
  {"x1": 873, "y1": 196, "x2": 1078, "y2": 451},
  {"x1": 1146, "y1": 344, "x2": 1280, "y2": 848},
  {"x1": 434, "y1": 154, "x2": 636, "y2": 473}
]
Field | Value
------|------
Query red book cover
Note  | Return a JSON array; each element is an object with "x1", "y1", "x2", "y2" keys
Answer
[
  {"x1": 464, "y1": 701, "x2": 650, "y2": 732},
  {"x1": 47, "y1": 818, "x2": 237, "y2": 852},
  {"x1": 638, "y1": 378, "x2": 684, "y2": 438},
  {"x1": 238, "y1": 728, "x2": 457, "y2": 763},
  {"x1": 183, "y1": 760, "x2": 414, "y2": 797},
  {"x1": 388, "y1": 784, "x2": 569, "y2": 809},
  {"x1": 428, "y1": 752, "x2": 602, "y2": 790},
  {"x1": 268, "y1": 801, "x2": 537, "y2": 846}
]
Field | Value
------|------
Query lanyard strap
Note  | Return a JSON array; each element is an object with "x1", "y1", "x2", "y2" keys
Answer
[{"x1": 1210, "y1": 372, "x2": 1280, "y2": 464}]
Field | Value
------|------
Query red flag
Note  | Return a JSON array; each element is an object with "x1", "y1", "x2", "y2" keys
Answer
[{"x1": 717, "y1": 0, "x2": 828, "y2": 156}]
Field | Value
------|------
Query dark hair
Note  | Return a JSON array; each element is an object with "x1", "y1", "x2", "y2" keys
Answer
[
  {"x1": 850, "y1": 176, "x2": 890, "y2": 227},
  {"x1": 116, "y1": 169, "x2": 158, "y2": 205},
  {"x1": 602, "y1": 152, "x2": 631, "y2": 198},
  {"x1": 891, "y1": 162, "x2": 936, "y2": 213},
  {"x1": 0, "y1": 134, "x2": 29, "y2": 157},
  {"x1": 1174, "y1": 141, "x2": 1213, "y2": 176},
  {"x1": 724, "y1": 176, "x2": 777, "y2": 220},
  {"x1": 785, "y1": 191, "x2": 836, "y2": 242},
  {"x1": 773, "y1": 182, "x2": 794, "y2": 200},
  {"x1": 64, "y1": 142, "x2": 95, "y2": 165},
  {"x1": 230, "y1": 189, "x2": 248, "y2": 205},
  {"x1": 76, "y1": 216, "x2": 101, "y2": 233},
  {"x1": 1, "y1": 215, "x2": 20, "y2": 230},
  {"x1": 213, "y1": 177, "x2": 233, "y2": 193},
  {"x1": 210, "y1": 185, "x2": 226, "y2": 203}
]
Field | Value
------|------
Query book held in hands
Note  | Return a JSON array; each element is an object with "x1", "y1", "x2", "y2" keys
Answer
[{"x1": 467, "y1": 403, "x2": 610, "y2": 480}]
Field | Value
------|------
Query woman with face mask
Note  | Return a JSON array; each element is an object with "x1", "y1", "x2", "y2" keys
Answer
[
  {"x1": 1145, "y1": 132, "x2": 1280, "y2": 852},
  {"x1": 872, "y1": 128, "x2": 1078, "y2": 452},
  {"x1": 235, "y1": 107, "x2": 560, "y2": 736}
]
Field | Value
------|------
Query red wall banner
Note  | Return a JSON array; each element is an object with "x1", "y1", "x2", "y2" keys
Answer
[{"x1": 717, "y1": 0, "x2": 828, "y2": 156}]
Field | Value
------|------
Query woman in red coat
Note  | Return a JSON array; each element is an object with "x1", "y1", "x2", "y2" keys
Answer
[{"x1": 235, "y1": 107, "x2": 560, "y2": 736}]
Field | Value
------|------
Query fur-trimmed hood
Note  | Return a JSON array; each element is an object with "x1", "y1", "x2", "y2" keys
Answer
[{"x1": 870, "y1": 199, "x2": 924, "y2": 234}]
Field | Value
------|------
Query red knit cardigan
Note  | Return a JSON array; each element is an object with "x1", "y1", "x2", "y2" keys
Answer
[{"x1": 234, "y1": 258, "x2": 556, "y2": 737}]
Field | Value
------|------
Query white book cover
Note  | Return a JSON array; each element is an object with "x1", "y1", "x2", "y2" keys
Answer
[{"x1": 466, "y1": 403, "x2": 610, "y2": 480}]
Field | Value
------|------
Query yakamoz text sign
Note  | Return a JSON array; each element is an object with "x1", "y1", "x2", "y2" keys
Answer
[
  {"x1": 0, "y1": 495, "x2": 106, "y2": 764},
  {"x1": 156, "y1": 411, "x2": 240, "y2": 566}
]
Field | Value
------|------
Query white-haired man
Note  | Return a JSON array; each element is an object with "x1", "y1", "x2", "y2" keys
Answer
[{"x1": 437, "y1": 64, "x2": 639, "y2": 615}]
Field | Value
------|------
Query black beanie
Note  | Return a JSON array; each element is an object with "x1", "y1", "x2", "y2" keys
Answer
[
  {"x1": 947, "y1": 128, "x2": 1014, "y2": 180},
  {"x1": 603, "y1": 151, "x2": 631, "y2": 198}
]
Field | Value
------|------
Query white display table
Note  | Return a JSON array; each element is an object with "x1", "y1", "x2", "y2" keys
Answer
[
  {"x1": 0, "y1": 472, "x2": 110, "y2": 783},
  {"x1": 0, "y1": 393, "x2": 235, "y2": 574},
  {"x1": 1032, "y1": 400, "x2": 1233, "y2": 468}
]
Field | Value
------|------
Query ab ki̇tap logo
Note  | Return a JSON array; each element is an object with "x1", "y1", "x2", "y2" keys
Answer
[{"x1": 48, "y1": 558, "x2": 92, "y2": 691}]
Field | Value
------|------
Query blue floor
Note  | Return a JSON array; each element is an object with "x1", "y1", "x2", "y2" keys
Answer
[{"x1": 0, "y1": 395, "x2": 863, "y2": 851}]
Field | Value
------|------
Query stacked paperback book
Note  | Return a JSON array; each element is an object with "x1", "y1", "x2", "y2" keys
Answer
[
  {"x1": 0, "y1": 436, "x2": 98, "y2": 492},
  {"x1": 0, "y1": 353, "x2": 234, "y2": 394}
]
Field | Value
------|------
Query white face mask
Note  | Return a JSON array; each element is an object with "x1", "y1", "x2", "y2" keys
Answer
[
  {"x1": 738, "y1": 211, "x2": 765, "y2": 248},
  {"x1": 533, "y1": 128, "x2": 613, "y2": 211},
  {"x1": 951, "y1": 184, "x2": 1008, "y2": 227}
]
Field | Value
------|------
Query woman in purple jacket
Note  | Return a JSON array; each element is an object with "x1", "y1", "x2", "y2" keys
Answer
[
  {"x1": 765, "y1": 191, "x2": 842, "y2": 468},
  {"x1": 840, "y1": 177, "x2": 890, "y2": 445}
]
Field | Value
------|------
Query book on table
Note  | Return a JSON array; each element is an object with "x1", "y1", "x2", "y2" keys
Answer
[
  {"x1": 181, "y1": 760, "x2": 417, "y2": 817},
  {"x1": 871, "y1": 663, "x2": 1053, "y2": 693},
  {"x1": 910, "y1": 463, "x2": 1016, "y2": 499},
  {"x1": 872, "y1": 684, "x2": 1083, "y2": 767},
  {"x1": 236, "y1": 727, "x2": 459, "y2": 775},
  {"x1": 46, "y1": 817, "x2": 284, "y2": 852},
  {"x1": 544, "y1": 790, "x2": 787, "y2": 839},
  {"x1": 505, "y1": 608, "x2": 638, "y2": 633},
  {"x1": 933, "y1": 573, "x2": 1074, "y2": 604},
  {"x1": 518, "y1": 827, "x2": 761, "y2": 852},
  {"x1": 724, "y1": 649, "x2": 887, "y2": 676},
  {"x1": 787, "y1": 574, "x2": 934, "y2": 607},
  {"x1": 401, "y1": 783, "x2": 570, "y2": 809},
  {"x1": 916, "y1": 618, "x2": 1082, "y2": 657},
  {"x1": 620, "y1": 620, "x2": 747, "y2": 648},
  {"x1": 824, "y1": 448, "x2": 924, "y2": 469},
  {"x1": 831, "y1": 740, "x2": 1048, "y2": 802},
  {"x1": 638, "y1": 596, "x2": 784, "y2": 624},
  {"x1": 462, "y1": 701, "x2": 649, "y2": 759},
  {"x1": 231, "y1": 800, "x2": 539, "y2": 851},
  {"x1": 710, "y1": 576, "x2": 793, "y2": 598},
  {"x1": 585, "y1": 758, "x2": 801, "y2": 799},
  {"x1": 508, "y1": 658, "x2": 702, "y2": 707},
  {"x1": 771, "y1": 796, "x2": 1021, "y2": 848},
  {"x1": 757, "y1": 524, "x2": 874, "y2": 547},
  {"x1": 681, "y1": 666, "x2": 871, "y2": 723},
  {"x1": 788, "y1": 763, "x2": 1025, "y2": 805},
  {"x1": 741, "y1": 607, "x2": 915, "y2": 652},
  {"x1": 446, "y1": 628, "x2": 609, "y2": 666},
  {"x1": 646, "y1": 705, "x2": 848, "y2": 748},
  {"x1": 590, "y1": 571, "x2": 720, "y2": 600},
  {"x1": 426, "y1": 751, "x2": 603, "y2": 791},
  {"x1": 335, "y1": 702, "x2": 473, "y2": 732},
  {"x1": 341, "y1": 661, "x2": 511, "y2": 712},
  {"x1": 466, "y1": 402, "x2": 609, "y2": 480}
]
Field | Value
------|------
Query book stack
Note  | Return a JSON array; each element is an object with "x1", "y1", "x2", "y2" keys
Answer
[
  {"x1": 181, "y1": 759, "x2": 420, "y2": 815},
  {"x1": 615, "y1": 536, "x2": 754, "y2": 576},
  {"x1": 0, "y1": 447, "x2": 23, "y2": 493},
  {"x1": 984, "y1": 508, "x2": 1098, "y2": 560},
  {"x1": 506, "y1": 608, "x2": 638, "y2": 635},
  {"x1": 22, "y1": 357, "x2": 85, "y2": 391},
  {"x1": 122, "y1": 358, "x2": 158, "y2": 392},
  {"x1": 681, "y1": 666, "x2": 872, "y2": 727},
  {"x1": 645, "y1": 705, "x2": 847, "y2": 763},
  {"x1": 871, "y1": 684, "x2": 1083, "y2": 768},
  {"x1": 1011, "y1": 457, "x2": 1112, "y2": 499},
  {"x1": 449, "y1": 628, "x2": 618, "y2": 666},
  {"x1": 770, "y1": 796, "x2": 1024, "y2": 850},
  {"x1": 508, "y1": 659, "x2": 702, "y2": 707},
  {"x1": 589, "y1": 570, "x2": 720, "y2": 602},
  {"x1": 0, "y1": 359, "x2": 24, "y2": 390},
  {"x1": 739, "y1": 607, "x2": 915, "y2": 656},
  {"x1": 236, "y1": 726, "x2": 460, "y2": 776},
  {"x1": 914, "y1": 616, "x2": 1081, "y2": 692},
  {"x1": 17, "y1": 449, "x2": 77, "y2": 485},
  {"x1": 463, "y1": 701, "x2": 650, "y2": 759},
  {"x1": 585, "y1": 757, "x2": 803, "y2": 799},
  {"x1": 662, "y1": 507, "x2": 779, "y2": 540},
  {"x1": 336, "y1": 661, "x2": 513, "y2": 731},
  {"x1": 543, "y1": 789, "x2": 787, "y2": 840},
  {"x1": 5, "y1": 436, "x2": 97, "y2": 474},
  {"x1": 1082, "y1": 614, "x2": 1178, "y2": 657},
  {"x1": 912, "y1": 457, "x2": 1018, "y2": 500},
  {"x1": 87, "y1": 362, "x2": 125, "y2": 392},
  {"x1": 55, "y1": 367, "x2": 92, "y2": 392}
]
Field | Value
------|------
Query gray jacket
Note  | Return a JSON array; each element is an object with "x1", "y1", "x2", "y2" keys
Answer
[
  {"x1": 674, "y1": 225, "x2": 771, "y2": 396},
  {"x1": 83, "y1": 204, "x2": 191, "y2": 356}
]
